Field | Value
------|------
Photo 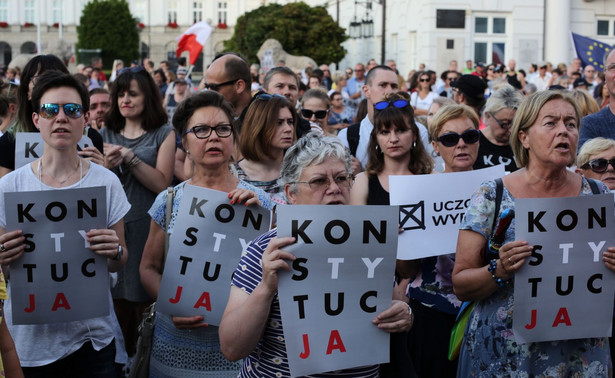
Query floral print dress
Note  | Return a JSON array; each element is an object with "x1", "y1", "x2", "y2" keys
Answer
[{"x1": 457, "y1": 179, "x2": 612, "y2": 377}]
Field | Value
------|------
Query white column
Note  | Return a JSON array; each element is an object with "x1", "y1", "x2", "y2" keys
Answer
[{"x1": 544, "y1": 0, "x2": 571, "y2": 64}]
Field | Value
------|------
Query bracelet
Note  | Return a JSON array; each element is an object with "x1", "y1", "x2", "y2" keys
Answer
[
  {"x1": 487, "y1": 259, "x2": 508, "y2": 288},
  {"x1": 126, "y1": 154, "x2": 141, "y2": 170},
  {"x1": 405, "y1": 302, "x2": 413, "y2": 321}
]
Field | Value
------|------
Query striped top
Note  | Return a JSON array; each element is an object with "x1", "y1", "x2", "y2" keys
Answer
[{"x1": 231, "y1": 228, "x2": 380, "y2": 378}]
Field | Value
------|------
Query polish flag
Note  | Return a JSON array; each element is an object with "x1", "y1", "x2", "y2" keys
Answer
[{"x1": 176, "y1": 22, "x2": 212, "y2": 65}]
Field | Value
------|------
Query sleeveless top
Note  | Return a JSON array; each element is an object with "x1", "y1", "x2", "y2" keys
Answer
[{"x1": 367, "y1": 174, "x2": 389, "y2": 205}]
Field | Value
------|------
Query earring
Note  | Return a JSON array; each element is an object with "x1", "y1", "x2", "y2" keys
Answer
[
  {"x1": 412, "y1": 141, "x2": 417, "y2": 149},
  {"x1": 375, "y1": 144, "x2": 382, "y2": 154}
]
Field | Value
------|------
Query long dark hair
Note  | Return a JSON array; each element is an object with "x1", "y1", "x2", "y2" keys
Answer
[
  {"x1": 16, "y1": 55, "x2": 69, "y2": 133},
  {"x1": 366, "y1": 92, "x2": 433, "y2": 175},
  {"x1": 104, "y1": 68, "x2": 167, "y2": 132}
]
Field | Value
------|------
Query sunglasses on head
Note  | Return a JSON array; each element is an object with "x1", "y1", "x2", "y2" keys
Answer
[
  {"x1": 118, "y1": 66, "x2": 145, "y2": 76},
  {"x1": 581, "y1": 158, "x2": 615, "y2": 173},
  {"x1": 39, "y1": 103, "x2": 84, "y2": 119},
  {"x1": 255, "y1": 92, "x2": 286, "y2": 101},
  {"x1": 301, "y1": 109, "x2": 328, "y2": 119},
  {"x1": 374, "y1": 99, "x2": 409, "y2": 111},
  {"x1": 437, "y1": 129, "x2": 480, "y2": 147}
]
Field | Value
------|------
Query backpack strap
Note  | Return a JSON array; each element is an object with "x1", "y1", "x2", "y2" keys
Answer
[
  {"x1": 347, "y1": 123, "x2": 361, "y2": 157},
  {"x1": 586, "y1": 178, "x2": 601, "y2": 194},
  {"x1": 491, "y1": 178, "x2": 503, "y2": 232}
]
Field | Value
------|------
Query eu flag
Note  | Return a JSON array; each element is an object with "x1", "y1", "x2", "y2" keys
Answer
[{"x1": 571, "y1": 32, "x2": 612, "y2": 70}]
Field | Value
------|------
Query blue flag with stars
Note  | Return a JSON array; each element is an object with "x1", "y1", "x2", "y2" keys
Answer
[{"x1": 571, "y1": 32, "x2": 612, "y2": 70}]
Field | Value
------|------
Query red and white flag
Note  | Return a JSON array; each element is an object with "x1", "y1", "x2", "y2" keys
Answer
[{"x1": 176, "y1": 22, "x2": 212, "y2": 65}]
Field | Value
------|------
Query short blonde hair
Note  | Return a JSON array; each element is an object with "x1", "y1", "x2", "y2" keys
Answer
[
  {"x1": 510, "y1": 91, "x2": 581, "y2": 168},
  {"x1": 428, "y1": 104, "x2": 479, "y2": 141},
  {"x1": 577, "y1": 137, "x2": 615, "y2": 168},
  {"x1": 570, "y1": 89, "x2": 600, "y2": 117}
]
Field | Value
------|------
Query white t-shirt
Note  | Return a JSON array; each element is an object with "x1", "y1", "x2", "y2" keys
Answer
[
  {"x1": 411, "y1": 91, "x2": 439, "y2": 111},
  {"x1": 0, "y1": 162, "x2": 131, "y2": 367}
]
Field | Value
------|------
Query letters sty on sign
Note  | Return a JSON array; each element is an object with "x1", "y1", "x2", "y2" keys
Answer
[
  {"x1": 4, "y1": 187, "x2": 109, "y2": 324},
  {"x1": 157, "y1": 185, "x2": 271, "y2": 326},
  {"x1": 390, "y1": 165, "x2": 504, "y2": 260},
  {"x1": 513, "y1": 193, "x2": 615, "y2": 344},
  {"x1": 277, "y1": 205, "x2": 398, "y2": 377}
]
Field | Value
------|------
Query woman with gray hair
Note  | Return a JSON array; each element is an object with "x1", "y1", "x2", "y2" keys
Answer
[
  {"x1": 576, "y1": 137, "x2": 615, "y2": 190},
  {"x1": 475, "y1": 84, "x2": 523, "y2": 172},
  {"x1": 453, "y1": 90, "x2": 615, "y2": 376},
  {"x1": 219, "y1": 132, "x2": 413, "y2": 377}
]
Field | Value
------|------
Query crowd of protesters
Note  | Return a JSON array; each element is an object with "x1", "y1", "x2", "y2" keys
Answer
[{"x1": 0, "y1": 49, "x2": 614, "y2": 378}]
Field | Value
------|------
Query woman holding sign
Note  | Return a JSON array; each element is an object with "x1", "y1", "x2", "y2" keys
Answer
[
  {"x1": 220, "y1": 133, "x2": 413, "y2": 377},
  {"x1": 453, "y1": 90, "x2": 615, "y2": 376},
  {"x1": 0, "y1": 71, "x2": 130, "y2": 376},
  {"x1": 140, "y1": 91, "x2": 273, "y2": 377}
]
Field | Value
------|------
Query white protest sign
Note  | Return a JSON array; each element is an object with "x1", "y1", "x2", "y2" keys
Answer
[
  {"x1": 389, "y1": 165, "x2": 504, "y2": 259},
  {"x1": 513, "y1": 193, "x2": 615, "y2": 344},
  {"x1": 4, "y1": 187, "x2": 109, "y2": 324},
  {"x1": 277, "y1": 205, "x2": 398, "y2": 377},
  {"x1": 15, "y1": 132, "x2": 95, "y2": 168},
  {"x1": 157, "y1": 185, "x2": 271, "y2": 326}
]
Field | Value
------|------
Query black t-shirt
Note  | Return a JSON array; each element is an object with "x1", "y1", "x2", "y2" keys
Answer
[
  {"x1": 0, "y1": 132, "x2": 15, "y2": 170},
  {"x1": 0, "y1": 127, "x2": 104, "y2": 171},
  {"x1": 473, "y1": 132, "x2": 518, "y2": 172}
]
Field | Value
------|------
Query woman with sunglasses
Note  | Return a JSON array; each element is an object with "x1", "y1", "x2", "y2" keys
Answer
[
  {"x1": 234, "y1": 94, "x2": 297, "y2": 206},
  {"x1": 453, "y1": 90, "x2": 615, "y2": 376},
  {"x1": 396, "y1": 104, "x2": 482, "y2": 377},
  {"x1": 410, "y1": 71, "x2": 438, "y2": 117},
  {"x1": 475, "y1": 85, "x2": 523, "y2": 173},
  {"x1": 140, "y1": 91, "x2": 272, "y2": 377},
  {"x1": 576, "y1": 137, "x2": 615, "y2": 190},
  {"x1": 299, "y1": 88, "x2": 331, "y2": 134},
  {"x1": 0, "y1": 71, "x2": 130, "y2": 376},
  {"x1": 100, "y1": 66, "x2": 176, "y2": 358},
  {"x1": 0, "y1": 55, "x2": 105, "y2": 178},
  {"x1": 350, "y1": 92, "x2": 432, "y2": 376}
]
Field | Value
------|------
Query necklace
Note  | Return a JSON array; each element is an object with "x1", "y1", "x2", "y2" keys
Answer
[{"x1": 38, "y1": 158, "x2": 83, "y2": 187}]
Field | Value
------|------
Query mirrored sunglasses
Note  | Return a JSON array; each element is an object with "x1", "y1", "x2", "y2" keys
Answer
[
  {"x1": 374, "y1": 99, "x2": 409, "y2": 111},
  {"x1": 39, "y1": 103, "x2": 84, "y2": 119}
]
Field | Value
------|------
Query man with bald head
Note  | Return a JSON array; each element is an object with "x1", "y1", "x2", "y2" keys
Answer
[{"x1": 204, "y1": 53, "x2": 252, "y2": 119}]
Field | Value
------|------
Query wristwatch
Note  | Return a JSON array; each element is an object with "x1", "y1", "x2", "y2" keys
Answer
[{"x1": 113, "y1": 245, "x2": 124, "y2": 261}]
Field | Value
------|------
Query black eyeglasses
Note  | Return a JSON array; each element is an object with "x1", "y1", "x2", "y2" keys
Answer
[
  {"x1": 490, "y1": 113, "x2": 513, "y2": 129},
  {"x1": 301, "y1": 109, "x2": 328, "y2": 119},
  {"x1": 419, "y1": 78, "x2": 430, "y2": 82},
  {"x1": 581, "y1": 158, "x2": 615, "y2": 173},
  {"x1": 118, "y1": 66, "x2": 145, "y2": 76},
  {"x1": 374, "y1": 100, "x2": 409, "y2": 111},
  {"x1": 39, "y1": 103, "x2": 84, "y2": 119},
  {"x1": 204, "y1": 78, "x2": 240, "y2": 92},
  {"x1": 184, "y1": 124, "x2": 233, "y2": 139},
  {"x1": 292, "y1": 174, "x2": 354, "y2": 191},
  {"x1": 437, "y1": 129, "x2": 480, "y2": 147}
]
